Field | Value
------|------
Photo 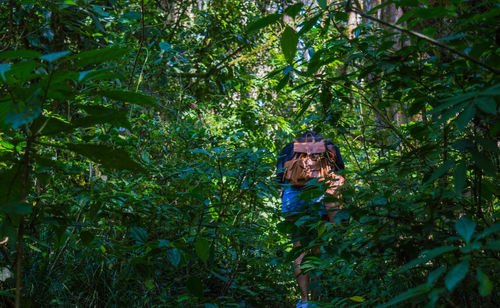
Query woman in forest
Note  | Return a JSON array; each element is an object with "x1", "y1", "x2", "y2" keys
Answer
[{"x1": 276, "y1": 131, "x2": 345, "y2": 307}]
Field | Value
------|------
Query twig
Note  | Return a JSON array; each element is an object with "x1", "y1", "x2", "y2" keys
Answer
[
  {"x1": 127, "y1": 0, "x2": 146, "y2": 90},
  {"x1": 347, "y1": 4, "x2": 500, "y2": 74}
]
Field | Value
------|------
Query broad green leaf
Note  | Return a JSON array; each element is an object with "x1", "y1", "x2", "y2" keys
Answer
[
  {"x1": 72, "y1": 105, "x2": 131, "y2": 129},
  {"x1": 376, "y1": 284, "x2": 429, "y2": 308},
  {"x1": 276, "y1": 73, "x2": 290, "y2": 92},
  {"x1": 195, "y1": 238, "x2": 210, "y2": 264},
  {"x1": 485, "y1": 240, "x2": 500, "y2": 250},
  {"x1": 277, "y1": 220, "x2": 295, "y2": 234},
  {"x1": 475, "y1": 97, "x2": 497, "y2": 114},
  {"x1": 245, "y1": 14, "x2": 282, "y2": 33},
  {"x1": 69, "y1": 48, "x2": 129, "y2": 66},
  {"x1": 0, "y1": 50, "x2": 41, "y2": 60},
  {"x1": 145, "y1": 279, "x2": 154, "y2": 290},
  {"x1": 31, "y1": 116, "x2": 73, "y2": 136},
  {"x1": 427, "y1": 266, "x2": 446, "y2": 286},
  {"x1": 476, "y1": 269, "x2": 493, "y2": 296},
  {"x1": 186, "y1": 276, "x2": 203, "y2": 297},
  {"x1": 281, "y1": 26, "x2": 298, "y2": 64},
  {"x1": 471, "y1": 150, "x2": 496, "y2": 177},
  {"x1": 100, "y1": 90, "x2": 157, "y2": 108},
  {"x1": 159, "y1": 42, "x2": 171, "y2": 52},
  {"x1": 476, "y1": 222, "x2": 500, "y2": 240},
  {"x1": 0, "y1": 64, "x2": 11, "y2": 81},
  {"x1": 68, "y1": 143, "x2": 145, "y2": 172},
  {"x1": 401, "y1": 246, "x2": 457, "y2": 270},
  {"x1": 456, "y1": 103, "x2": 475, "y2": 131},
  {"x1": 453, "y1": 163, "x2": 466, "y2": 193},
  {"x1": 455, "y1": 217, "x2": 476, "y2": 242},
  {"x1": 158, "y1": 239, "x2": 170, "y2": 248},
  {"x1": 0, "y1": 202, "x2": 32, "y2": 214},
  {"x1": 424, "y1": 159, "x2": 454, "y2": 185},
  {"x1": 317, "y1": 0, "x2": 327, "y2": 10},
  {"x1": 40, "y1": 51, "x2": 70, "y2": 62},
  {"x1": 285, "y1": 3, "x2": 303, "y2": 18},
  {"x1": 129, "y1": 226, "x2": 148, "y2": 243},
  {"x1": 445, "y1": 260, "x2": 469, "y2": 291},
  {"x1": 6, "y1": 107, "x2": 42, "y2": 130},
  {"x1": 166, "y1": 248, "x2": 181, "y2": 268}
]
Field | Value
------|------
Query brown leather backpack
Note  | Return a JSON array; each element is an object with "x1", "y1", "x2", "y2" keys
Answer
[{"x1": 282, "y1": 134, "x2": 344, "y2": 193}]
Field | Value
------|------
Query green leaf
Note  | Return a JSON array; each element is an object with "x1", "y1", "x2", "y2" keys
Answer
[
  {"x1": 69, "y1": 48, "x2": 129, "y2": 67},
  {"x1": 285, "y1": 3, "x2": 303, "y2": 18},
  {"x1": 427, "y1": 266, "x2": 446, "y2": 286},
  {"x1": 0, "y1": 202, "x2": 32, "y2": 215},
  {"x1": 281, "y1": 26, "x2": 298, "y2": 64},
  {"x1": 166, "y1": 248, "x2": 181, "y2": 268},
  {"x1": 31, "y1": 116, "x2": 73, "y2": 136},
  {"x1": 186, "y1": 276, "x2": 203, "y2": 297},
  {"x1": 456, "y1": 104, "x2": 475, "y2": 131},
  {"x1": 298, "y1": 14, "x2": 321, "y2": 36},
  {"x1": 129, "y1": 226, "x2": 148, "y2": 243},
  {"x1": 349, "y1": 296, "x2": 365, "y2": 302},
  {"x1": 73, "y1": 105, "x2": 131, "y2": 129},
  {"x1": 475, "y1": 97, "x2": 497, "y2": 114},
  {"x1": 477, "y1": 269, "x2": 493, "y2": 296},
  {"x1": 159, "y1": 42, "x2": 171, "y2": 52},
  {"x1": 455, "y1": 217, "x2": 476, "y2": 242},
  {"x1": 445, "y1": 260, "x2": 469, "y2": 291},
  {"x1": 453, "y1": 163, "x2": 466, "y2": 193},
  {"x1": 195, "y1": 238, "x2": 210, "y2": 264},
  {"x1": 471, "y1": 150, "x2": 496, "y2": 177},
  {"x1": 80, "y1": 230, "x2": 95, "y2": 246},
  {"x1": 0, "y1": 50, "x2": 42, "y2": 60},
  {"x1": 0, "y1": 64, "x2": 11, "y2": 81},
  {"x1": 246, "y1": 14, "x2": 282, "y2": 33},
  {"x1": 100, "y1": 90, "x2": 157, "y2": 108},
  {"x1": 401, "y1": 246, "x2": 457, "y2": 270},
  {"x1": 145, "y1": 279, "x2": 154, "y2": 290},
  {"x1": 40, "y1": 51, "x2": 70, "y2": 63},
  {"x1": 317, "y1": 0, "x2": 327, "y2": 10},
  {"x1": 6, "y1": 106, "x2": 42, "y2": 130},
  {"x1": 276, "y1": 73, "x2": 290, "y2": 92},
  {"x1": 68, "y1": 143, "x2": 145, "y2": 172},
  {"x1": 424, "y1": 159, "x2": 454, "y2": 185},
  {"x1": 476, "y1": 222, "x2": 500, "y2": 240},
  {"x1": 376, "y1": 284, "x2": 429, "y2": 308}
]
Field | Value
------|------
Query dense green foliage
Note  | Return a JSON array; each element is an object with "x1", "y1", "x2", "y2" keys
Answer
[{"x1": 0, "y1": 0, "x2": 499, "y2": 307}]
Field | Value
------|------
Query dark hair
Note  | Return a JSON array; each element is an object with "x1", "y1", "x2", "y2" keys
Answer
[{"x1": 296, "y1": 131, "x2": 323, "y2": 142}]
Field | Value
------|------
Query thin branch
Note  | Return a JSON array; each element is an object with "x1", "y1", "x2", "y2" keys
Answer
[
  {"x1": 347, "y1": 4, "x2": 500, "y2": 75},
  {"x1": 127, "y1": 0, "x2": 146, "y2": 90}
]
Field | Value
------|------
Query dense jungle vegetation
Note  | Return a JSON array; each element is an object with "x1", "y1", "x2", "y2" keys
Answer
[{"x1": 0, "y1": 0, "x2": 499, "y2": 307}]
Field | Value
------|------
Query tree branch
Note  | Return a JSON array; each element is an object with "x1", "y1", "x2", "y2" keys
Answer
[{"x1": 347, "y1": 4, "x2": 500, "y2": 74}]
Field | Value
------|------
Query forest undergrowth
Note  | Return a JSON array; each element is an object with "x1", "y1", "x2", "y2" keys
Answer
[{"x1": 0, "y1": 0, "x2": 499, "y2": 307}]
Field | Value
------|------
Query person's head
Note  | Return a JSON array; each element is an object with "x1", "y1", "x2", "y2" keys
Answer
[{"x1": 296, "y1": 130, "x2": 323, "y2": 142}]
